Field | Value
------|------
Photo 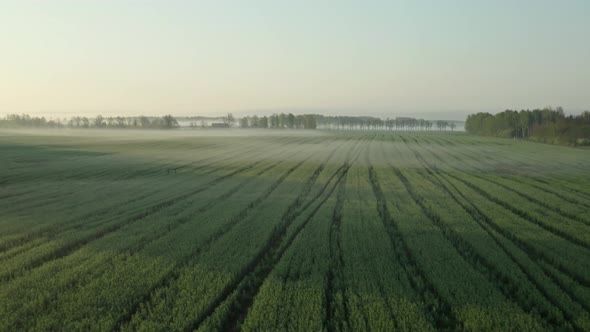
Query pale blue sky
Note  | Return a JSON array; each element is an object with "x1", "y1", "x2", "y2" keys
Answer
[{"x1": 1, "y1": 1, "x2": 589, "y2": 119}]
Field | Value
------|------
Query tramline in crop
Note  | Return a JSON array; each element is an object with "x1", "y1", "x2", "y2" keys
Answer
[{"x1": 0, "y1": 129, "x2": 588, "y2": 330}]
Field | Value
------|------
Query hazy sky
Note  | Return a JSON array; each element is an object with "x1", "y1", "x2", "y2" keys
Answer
[{"x1": 1, "y1": 1, "x2": 589, "y2": 119}]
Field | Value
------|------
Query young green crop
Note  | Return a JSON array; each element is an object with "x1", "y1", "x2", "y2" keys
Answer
[{"x1": 0, "y1": 128, "x2": 588, "y2": 330}]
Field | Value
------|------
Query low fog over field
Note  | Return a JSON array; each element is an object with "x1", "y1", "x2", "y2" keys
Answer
[
  {"x1": 2, "y1": 1, "x2": 589, "y2": 330},
  {"x1": 2, "y1": 129, "x2": 590, "y2": 330}
]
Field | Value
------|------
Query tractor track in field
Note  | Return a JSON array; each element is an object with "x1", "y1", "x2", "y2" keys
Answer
[
  {"x1": 436, "y1": 138, "x2": 590, "y2": 205},
  {"x1": 404, "y1": 137, "x2": 590, "y2": 287},
  {"x1": 530, "y1": 177, "x2": 590, "y2": 200},
  {"x1": 325, "y1": 136, "x2": 375, "y2": 330},
  {"x1": 403, "y1": 138, "x2": 590, "y2": 311},
  {"x1": 387, "y1": 148, "x2": 567, "y2": 329},
  {"x1": 172, "y1": 136, "x2": 314, "y2": 175},
  {"x1": 418, "y1": 138, "x2": 590, "y2": 214},
  {"x1": 0, "y1": 159, "x2": 268, "y2": 282},
  {"x1": 454, "y1": 145, "x2": 590, "y2": 213},
  {"x1": 367, "y1": 165, "x2": 459, "y2": 329},
  {"x1": 217, "y1": 164, "x2": 350, "y2": 331},
  {"x1": 0, "y1": 185, "x2": 100, "y2": 213},
  {"x1": 363, "y1": 138, "x2": 412, "y2": 328},
  {"x1": 1, "y1": 136, "x2": 321, "y2": 279},
  {"x1": 4, "y1": 132, "x2": 590, "y2": 331},
  {"x1": 403, "y1": 137, "x2": 590, "y2": 250},
  {"x1": 115, "y1": 137, "x2": 354, "y2": 330},
  {"x1": 167, "y1": 136, "x2": 287, "y2": 175},
  {"x1": 412, "y1": 139, "x2": 590, "y2": 238},
  {"x1": 113, "y1": 158, "x2": 312, "y2": 330},
  {"x1": 3, "y1": 137, "x2": 262, "y2": 211},
  {"x1": 443, "y1": 172, "x2": 590, "y2": 250},
  {"x1": 92, "y1": 135, "x2": 285, "y2": 180},
  {"x1": 432, "y1": 136, "x2": 590, "y2": 196},
  {"x1": 499, "y1": 176, "x2": 590, "y2": 209},
  {"x1": 0, "y1": 183, "x2": 199, "y2": 253},
  {"x1": 0, "y1": 135, "x2": 282, "y2": 216},
  {"x1": 187, "y1": 137, "x2": 363, "y2": 332},
  {"x1": 0, "y1": 136, "x2": 304, "y2": 254},
  {"x1": 437, "y1": 141, "x2": 590, "y2": 209},
  {"x1": 0, "y1": 187, "x2": 169, "y2": 254},
  {"x1": 427, "y1": 166, "x2": 590, "y2": 325},
  {"x1": 0, "y1": 136, "x2": 278, "y2": 186},
  {"x1": 325, "y1": 171, "x2": 352, "y2": 332},
  {"x1": 441, "y1": 175, "x2": 590, "y2": 290},
  {"x1": 467, "y1": 173, "x2": 590, "y2": 226},
  {"x1": 2, "y1": 141, "x2": 330, "y2": 331}
]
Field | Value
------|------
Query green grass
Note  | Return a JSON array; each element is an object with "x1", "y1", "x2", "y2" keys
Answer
[{"x1": 0, "y1": 129, "x2": 589, "y2": 331}]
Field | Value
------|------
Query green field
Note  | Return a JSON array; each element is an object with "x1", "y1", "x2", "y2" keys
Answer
[{"x1": 1, "y1": 129, "x2": 589, "y2": 331}]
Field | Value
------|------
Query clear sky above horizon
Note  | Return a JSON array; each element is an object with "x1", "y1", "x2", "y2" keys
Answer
[{"x1": 1, "y1": 1, "x2": 589, "y2": 119}]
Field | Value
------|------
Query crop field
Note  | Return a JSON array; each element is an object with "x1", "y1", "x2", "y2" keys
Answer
[{"x1": 0, "y1": 129, "x2": 589, "y2": 331}]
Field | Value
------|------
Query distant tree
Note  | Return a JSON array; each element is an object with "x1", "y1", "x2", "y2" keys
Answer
[
  {"x1": 287, "y1": 113, "x2": 295, "y2": 129},
  {"x1": 449, "y1": 123, "x2": 456, "y2": 132},
  {"x1": 519, "y1": 111, "x2": 531, "y2": 138},
  {"x1": 295, "y1": 115, "x2": 305, "y2": 129},
  {"x1": 249, "y1": 115, "x2": 259, "y2": 128},
  {"x1": 115, "y1": 117, "x2": 125, "y2": 128},
  {"x1": 279, "y1": 113, "x2": 286, "y2": 128},
  {"x1": 94, "y1": 115, "x2": 105, "y2": 128},
  {"x1": 139, "y1": 116, "x2": 151, "y2": 128},
  {"x1": 161, "y1": 115, "x2": 179, "y2": 129},
  {"x1": 303, "y1": 114, "x2": 317, "y2": 129},
  {"x1": 465, "y1": 107, "x2": 590, "y2": 145},
  {"x1": 72, "y1": 116, "x2": 82, "y2": 128},
  {"x1": 240, "y1": 117, "x2": 249, "y2": 128},
  {"x1": 556, "y1": 106, "x2": 564, "y2": 117},
  {"x1": 222, "y1": 113, "x2": 235, "y2": 127},
  {"x1": 150, "y1": 118, "x2": 162, "y2": 128},
  {"x1": 126, "y1": 117, "x2": 135, "y2": 127},
  {"x1": 260, "y1": 116, "x2": 269, "y2": 128},
  {"x1": 270, "y1": 114, "x2": 280, "y2": 128}
]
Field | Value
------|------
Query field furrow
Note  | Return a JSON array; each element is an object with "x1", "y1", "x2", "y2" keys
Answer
[{"x1": 1, "y1": 130, "x2": 589, "y2": 331}]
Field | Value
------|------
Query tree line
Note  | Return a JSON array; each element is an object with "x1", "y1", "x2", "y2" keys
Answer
[
  {"x1": 1, "y1": 112, "x2": 461, "y2": 133},
  {"x1": 237, "y1": 114, "x2": 458, "y2": 131},
  {"x1": 465, "y1": 107, "x2": 590, "y2": 146},
  {"x1": 0, "y1": 114, "x2": 179, "y2": 129},
  {"x1": 237, "y1": 113, "x2": 317, "y2": 129},
  {"x1": 315, "y1": 115, "x2": 457, "y2": 131}
]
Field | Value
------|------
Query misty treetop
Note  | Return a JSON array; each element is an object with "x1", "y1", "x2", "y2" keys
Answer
[
  {"x1": 1, "y1": 112, "x2": 462, "y2": 132},
  {"x1": 465, "y1": 107, "x2": 590, "y2": 146},
  {"x1": 0, "y1": 114, "x2": 180, "y2": 129},
  {"x1": 238, "y1": 113, "x2": 317, "y2": 129},
  {"x1": 314, "y1": 115, "x2": 457, "y2": 131},
  {"x1": 239, "y1": 113, "x2": 458, "y2": 131}
]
